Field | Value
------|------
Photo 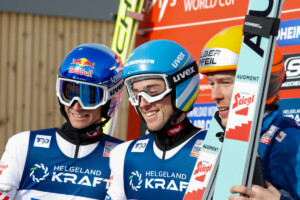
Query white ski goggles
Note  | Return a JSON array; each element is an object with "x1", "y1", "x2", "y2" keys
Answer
[
  {"x1": 56, "y1": 77, "x2": 124, "y2": 110},
  {"x1": 124, "y1": 74, "x2": 173, "y2": 106}
]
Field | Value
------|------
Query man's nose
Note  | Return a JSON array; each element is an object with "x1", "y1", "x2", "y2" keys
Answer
[
  {"x1": 139, "y1": 96, "x2": 151, "y2": 107},
  {"x1": 211, "y1": 85, "x2": 224, "y2": 102},
  {"x1": 71, "y1": 101, "x2": 83, "y2": 110}
]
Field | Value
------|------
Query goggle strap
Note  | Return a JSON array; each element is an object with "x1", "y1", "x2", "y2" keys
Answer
[
  {"x1": 167, "y1": 61, "x2": 198, "y2": 88},
  {"x1": 107, "y1": 80, "x2": 124, "y2": 99}
]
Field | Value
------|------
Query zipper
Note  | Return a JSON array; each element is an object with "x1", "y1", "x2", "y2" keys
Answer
[
  {"x1": 74, "y1": 135, "x2": 80, "y2": 158},
  {"x1": 162, "y1": 138, "x2": 170, "y2": 160}
]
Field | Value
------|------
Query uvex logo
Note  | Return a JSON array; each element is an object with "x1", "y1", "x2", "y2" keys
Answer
[
  {"x1": 173, "y1": 66, "x2": 195, "y2": 83},
  {"x1": 110, "y1": 82, "x2": 124, "y2": 96},
  {"x1": 232, "y1": 93, "x2": 254, "y2": 109},
  {"x1": 172, "y1": 52, "x2": 185, "y2": 68}
]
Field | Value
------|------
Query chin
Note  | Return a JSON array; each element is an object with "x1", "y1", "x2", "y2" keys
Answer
[
  {"x1": 72, "y1": 125, "x2": 85, "y2": 129},
  {"x1": 148, "y1": 124, "x2": 163, "y2": 132},
  {"x1": 70, "y1": 121, "x2": 89, "y2": 129},
  {"x1": 222, "y1": 121, "x2": 227, "y2": 128}
]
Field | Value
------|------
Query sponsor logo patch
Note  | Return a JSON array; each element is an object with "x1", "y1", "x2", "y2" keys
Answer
[
  {"x1": 124, "y1": 59, "x2": 155, "y2": 67},
  {"x1": 276, "y1": 131, "x2": 287, "y2": 143},
  {"x1": 167, "y1": 124, "x2": 184, "y2": 136},
  {"x1": 103, "y1": 142, "x2": 119, "y2": 157},
  {"x1": 188, "y1": 150, "x2": 217, "y2": 196},
  {"x1": 260, "y1": 125, "x2": 278, "y2": 145},
  {"x1": 277, "y1": 19, "x2": 300, "y2": 47},
  {"x1": 225, "y1": 82, "x2": 258, "y2": 142},
  {"x1": 132, "y1": 139, "x2": 149, "y2": 153},
  {"x1": 190, "y1": 139, "x2": 204, "y2": 157},
  {"x1": 199, "y1": 48, "x2": 238, "y2": 68},
  {"x1": 34, "y1": 135, "x2": 51, "y2": 148}
]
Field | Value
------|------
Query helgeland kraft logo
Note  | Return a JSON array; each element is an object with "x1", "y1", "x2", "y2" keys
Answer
[
  {"x1": 129, "y1": 171, "x2": 143, "y2": 191},
  {"x1": 29, "y1": 164, "x2": 109, "y2": 187},
  {"x1": 129, "y1": 170, "x2": 189, "y2": 192},
  {"x1": 30, "y1": 163, "x2": 49, "y2": 183}
]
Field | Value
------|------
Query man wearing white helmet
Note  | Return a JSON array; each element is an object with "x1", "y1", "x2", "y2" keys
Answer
[
  {"x1": 0, "y1": 43, "x2": 124, "y2": 199},
  {"x1": 199, "y1": 25, "x2": 300, "y2": 200},
  {"x1": 106, "y1": 39, "x2": 207, "y2": 200}
]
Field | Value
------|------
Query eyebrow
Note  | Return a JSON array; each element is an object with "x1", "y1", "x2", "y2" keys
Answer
[
  {"x1": 207, "y1": 76, "x2": 235, "y2": 82},
  {"x1": 132, "y1": 83, "x2": 164, "y2": 92}
]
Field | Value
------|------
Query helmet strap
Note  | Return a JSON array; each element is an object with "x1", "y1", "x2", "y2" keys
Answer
[
  {"x1": 169, "y1": 109, "x2": 184, "y2": 126},
  {"x1": 167, "y1": 61, "x2": 198, "y2": 88},
  {"x1": 85, "y1": 118, "x2": 110, "y2": 137}
]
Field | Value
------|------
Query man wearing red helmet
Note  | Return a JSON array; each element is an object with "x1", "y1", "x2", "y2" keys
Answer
[
  {"x1": 0, "y1": 43, "x2": 124, "y2": 199},
  {"x1": 199, "y1": 25, "x2": 300, "y2": 200}
]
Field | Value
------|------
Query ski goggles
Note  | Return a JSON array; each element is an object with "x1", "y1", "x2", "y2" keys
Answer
[
  {"x1": 124, "y1": 74, "x2": 173, "y2": 106},
  {"x1": 56, "y1": 77, "x2": 123, "y2": 110},
  {"x1": 124, "y1": 62, "x2": 198, "y2": 106}
]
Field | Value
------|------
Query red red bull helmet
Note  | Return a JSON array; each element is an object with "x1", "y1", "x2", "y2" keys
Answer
[
  {"x1": 56, "y1": 43, "x2": 124, "y2": 119},
  {"x1": 199, "y1": 25, "x2": 285, "y2": 104}
]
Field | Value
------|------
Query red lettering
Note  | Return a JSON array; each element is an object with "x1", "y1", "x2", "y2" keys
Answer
[
  {"x1": 68, "y1": 67, "x2": 93, "y2": 77},
  {"x1": 194, "y1": 161, "x2": 212, "y2": 175},
  {"x1": 232, "y1": 93, "x2": 254, "y2": 109}
]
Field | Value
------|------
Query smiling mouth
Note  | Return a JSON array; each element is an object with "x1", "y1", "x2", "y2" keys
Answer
[
  {"x1": 72, "y1": 113, "x2": 88, "y2": 118},
  {"x1": 145, "y1": 111, "x2": 157, "y2": 117},
  {"x1": 219, "y1": 107, "x2": 228, "y2": 112}
]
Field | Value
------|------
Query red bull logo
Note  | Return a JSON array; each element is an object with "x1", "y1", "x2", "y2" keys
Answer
[
  {"x1": 72, "y1": 58, "x2": 95, "y2": 68},
  {"x1": 69, "y1": 58, "x2": 95, "y2": 77}
]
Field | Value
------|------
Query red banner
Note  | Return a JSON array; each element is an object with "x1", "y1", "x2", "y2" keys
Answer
[{"x1": 127, "y1": 0, "x2": 300, "y2": 139}]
